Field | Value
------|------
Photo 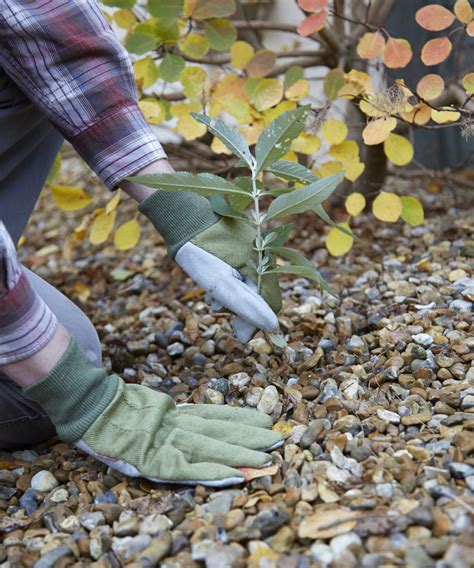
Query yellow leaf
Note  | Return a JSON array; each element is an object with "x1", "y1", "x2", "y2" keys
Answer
[
  {"x1": 247, "y1": 78, "x2": 283, "y2": 111},
  {"x1": 71, "y1": 282, "x2": 91, "y2": 303},
  {"x1": 454, "y1": 0, "x2": 473, "y2": 24},
  {"x1": 356, "y1": 31, "x2": 385, "y2": 60},
  {"x1": 400, "y1": 103, "x2": 431, "y2": 125},
  {"x1": 170, "y1": 101, "x2": 202, "y2": 117},
  {"x1": 242, "y1": 123, "x2": 264, "y2": 145},
  {"x1": 138, "y1": 99, "x2": 165, "y2": 124},
  {"x1": 326, "y1": 222, "x2": 354, "y2": 256},
  {"x1": 285, "y1": 79, "x2": 309, "y2": 101},
  {"x1": 343, "y1": 70, "x2": 374, "y2": 96},
  {"x1": 176, "y1": 114, "x2": 207, "y2": 140},
  {"x1": 114, "y1": 219, "x2": 141, "y2": 250},
  {"x1": 344, "y1": 160, "x2": 365, "y2": 182},
  {"x1": 328, "y1": 140, "x2": 359, "y2": 163},
  {"x1": 211, "y1": 136, "x2": 232, "y2": 154},
  {"x1": 180, "y1": 66, "x2": 209, "y2": 99},
  {"x1": 384, "y1": 133, "x2": 414, "y2": 166},
  {"x1": 359, "y1": 99, "x2": 386, "y2": 118},
  {"x1": 231, "y1": 40, "x2": 254, "y2": 70},
  {"x1": 106, "y1": 189, "x2": 121, "y2": 215},
  {"x1": 463, "y1": 72, "x2": 474, "y2": 95},
  {"x1": 114, "y1": 9, "x2": 136, "y2": 29},
  {"x1": 273, "y1": 421, "x2": 294, "y2": 438},
  {"x1": 281, "y1": 150, "x2": 298, "y2": 163},
  {"x1": 362, "y1": 116, "x2": 397, "y2": 145},
  {"x1": 345, "y1": 192, "x2": 366, "y2": 215},
  {"x1": 133, "y1": 57, "x2": 159, "y2": 89},
  {"x1": 220, "y1": 94, "x2": 252, "y2": 124},
  {"x1": 291, "y1": 133, "x2": 321, "y2": 155},
  {"x1": 51, "y1": 185, "x2": 93, "y2": 212},
  {"x1": 263, "y1": 101, "x2": 297, "y2": 125},
  {"x1": 321, "y1": 119, "x2": 348, "y2": 145},
  {"x1": 430, "y1": 107, "x2": 461, "y2": 124},
  {"x1": 315, "y1": 161, "x2": 344, "y2": 178},
  {"x1": 401, "y1": 196, "x2": 424, "y2": 227},
  {"x1": 372, "y1": 191, "x2": 402, "y2": 222},
  {"x1": 89, "y1": 208, "x2": 116, "y2": 245},
  {"x1": 178, "y1": 33, "x2": 209, "y2": 59}
]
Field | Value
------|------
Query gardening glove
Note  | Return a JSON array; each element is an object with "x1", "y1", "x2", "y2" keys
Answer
[
  {"x1": 24, "y1": 338, "x2": 283, "y2": 487},
  {"x1": 138, "y1": 189, "x2": 281, "y2": 342}
]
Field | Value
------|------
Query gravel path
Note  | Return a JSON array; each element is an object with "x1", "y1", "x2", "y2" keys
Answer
[{"x1": 0, "y1": 160, "x2": 473, "y2": 567}]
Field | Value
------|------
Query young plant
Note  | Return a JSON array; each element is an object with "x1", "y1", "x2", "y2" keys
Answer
[{"x1": 130, "y1": 107, "x2": 348, "y2": 335}]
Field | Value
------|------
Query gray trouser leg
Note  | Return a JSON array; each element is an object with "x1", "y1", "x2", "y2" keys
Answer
[{"x1": 0, "y1": 66, "x2": 102, "y2": 449}]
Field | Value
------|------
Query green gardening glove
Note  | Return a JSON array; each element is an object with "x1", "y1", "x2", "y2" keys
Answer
[
  {"x1": 24, "y1": 339, "x2": 283, "y2": 486},
  {"x1": 138, "y1": 187, "x2": 282, "y2": 342}
]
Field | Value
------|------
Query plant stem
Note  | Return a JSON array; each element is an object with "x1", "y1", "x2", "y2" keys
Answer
[{"x1": 251, "y1": 168, "x2": 264, "y2": 294}]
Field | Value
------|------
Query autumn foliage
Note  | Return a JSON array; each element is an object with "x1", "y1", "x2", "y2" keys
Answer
[{"x1": 48, "y1": 0, "x2": 473, "y2": 256}]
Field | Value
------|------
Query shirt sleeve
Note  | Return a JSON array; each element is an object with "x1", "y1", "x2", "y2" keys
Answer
[{"x1": 0, "y1": 0, "x2": 167, "y2": 190}]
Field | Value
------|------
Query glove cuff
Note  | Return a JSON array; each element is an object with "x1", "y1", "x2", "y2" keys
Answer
[
  {"x1": 24, "y1": 338, "x2": 119, "y2": 442},
  {"x1": 138, "y1": 190, "x2": 218, "y2": 258}
]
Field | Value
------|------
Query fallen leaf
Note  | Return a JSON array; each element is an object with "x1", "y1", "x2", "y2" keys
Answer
[{"x1": 237, "y1": 463, "x2": 279, "y2": 481}]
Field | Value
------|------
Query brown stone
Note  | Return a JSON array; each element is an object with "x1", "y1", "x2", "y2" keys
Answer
[{"x1": 401, "y1": 410, "x2": 432, "y2": 426}]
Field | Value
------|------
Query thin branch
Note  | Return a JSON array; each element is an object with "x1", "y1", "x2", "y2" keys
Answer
[{"x1": 352, "y1": 0, "x2": 396, "y2": 41}]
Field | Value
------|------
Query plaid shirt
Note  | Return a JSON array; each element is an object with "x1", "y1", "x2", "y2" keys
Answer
[{"x1": 0, "y1": 0, "x2": 166, "y2": 190}]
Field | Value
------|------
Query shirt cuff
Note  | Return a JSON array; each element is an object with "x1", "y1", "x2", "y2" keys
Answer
[{"x1": 70, "y1": 104, "x2": 167, "y2": 190}]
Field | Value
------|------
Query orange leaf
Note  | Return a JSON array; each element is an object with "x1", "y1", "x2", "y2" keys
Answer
[
  {"x1": 356, "y1": 31, "x2": 385, "y2": 60},
  {"x1": 383, "y1": 38, "x2": 413, "y2": 69},
  {"x1": 246, "y1": 50, "x2": 276, "y2": 77},
  {"x1": 416, "y1": 74, "x2": 445, "y2": 100},
  {"x1": 421, "y1": 37, "x2": 452, "y2": 66},
  {"x1": 297, "y1": 11, "x2": 328, "y2": 36},
  {"x1": 298, "y1": 0, "x2": 328, "y2": 10},
  {"x1": 415, "y1": 4, "x2": 455, "y2": 31},
  {"x1": 237, "y1": 463, "x2": 279, "y2": 481},
  {"x1": 454, "y1": 0, "x2": 473, "y2": 24}
]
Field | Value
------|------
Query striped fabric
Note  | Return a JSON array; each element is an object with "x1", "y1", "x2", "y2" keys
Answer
[
  {"x1": 0, "y1": 222, "x2": 57, "y2": 364},
  {"x1": 0, "y1": 1, "x2": 166, "y2": 190}
]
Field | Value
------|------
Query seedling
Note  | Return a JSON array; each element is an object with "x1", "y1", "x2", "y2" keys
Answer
[{"x1": 131, "y1": 107, "x2": 351, "y2": 344}]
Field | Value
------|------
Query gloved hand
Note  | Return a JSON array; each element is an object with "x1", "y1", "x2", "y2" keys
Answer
[
  {"x1": 138, "y1": 189, "x2": 281, "y2": 342},
  {"x1": 25, "y1": 339, "x2": 283, "y2": 486}
]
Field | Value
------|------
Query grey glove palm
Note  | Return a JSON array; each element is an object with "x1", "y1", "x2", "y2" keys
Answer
[{"x1": 138, "y1": 189, "x2": 281, "y2": 341}]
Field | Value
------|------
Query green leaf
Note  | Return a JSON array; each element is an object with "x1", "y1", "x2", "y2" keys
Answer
[
  {"x1": 230, "y1": 177, "x2": 254, "y2": 210},
  {"x1": 313, "y1": 205, "x2": 356, "y2": 239},
  {"x1": 204, "y1": 19, "x2": 237, "y2": 51},
  {"x1": 324, "y1": 68, "x2": 345, "y2": 100},
  {"x1": 148, "y1": 0, "x2": 183, "y2": 19},
  {"x1": 103, "y1": 0, "x2": 135, "y2": 7},
  {"x1": 155, "y1": 18, "x2": 179, "y2": 42},
  {"x1": 191, "y1": 113, "x2": 254, "y2": 168},
  {"x1": 255, "y1": 106, "x2": 310, "y2": 173},
  {"x1": 284, "y1": 66, "x2": 304, "y2": 88},
  {"x1": 159, "y1": 54, "x2": 185, "y2": 82},
  {"x1": 125, "y1": 31, "x2": 156, "y2": 55},
  {"x1": 210, "y1": 195, "x2": 249, "y2": 220},
  {"x1": 127, "y1": 172, "x2": 249, "y2": 197},
  {"x1": 267, "y1": 160, "x2": 319, "y2": 185},
  {"x1": 263, "y1": 223, "x2": 294, "y2": 247},
  {"x1": 266, "y1": 172, "x2": 343, "y2": 220},
  {"x1": 192, "y1": 0, "x2": 236, "y2": 20},
  {"x1": 46, "y1": 153, "x2": 61, "y2": 184}
]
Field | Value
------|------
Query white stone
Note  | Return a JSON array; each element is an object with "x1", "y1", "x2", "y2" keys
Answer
[
  {"x1": 412, "y1": 333, "x2": 434, "y2": 346},
  {"x1": 330, "y1": 532, "x2": 362, "y2": 557},
  {"x1": 340, "y1": 377, "x2": 359, "y2": 400},
  {"x1": 311, "y1": 543, "x2": 334, "y2": 566},
  {"x1": 30, "y1": 470, "x2": 59, "y2": 492},
  {"x1": 257, "y1": 385, "x2": 279, "y2": 414},
  {"x1": 377, "y1": 409, "x2": 401, "y2": 424}
]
